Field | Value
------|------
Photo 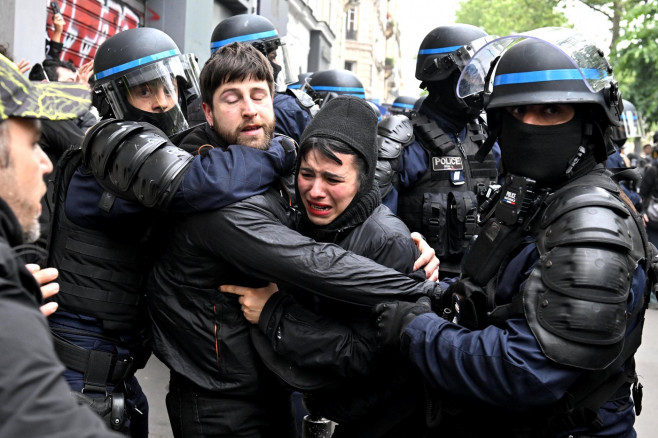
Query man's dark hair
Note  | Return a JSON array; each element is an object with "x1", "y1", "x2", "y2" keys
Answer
[
  {"x1": 200, "y1": 42, "x2": 274, "y2": 108},
  {"x1": 29, "y1": 58, "x2": 76, "y2": 81}
]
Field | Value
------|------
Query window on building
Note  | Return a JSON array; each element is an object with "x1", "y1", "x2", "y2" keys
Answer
[
  {"x1": 346, "y1": 6, "x2": 357, "y2": 40},
  {"x1": 345, "y1": 61, "x2": 356, "y2": 72}
]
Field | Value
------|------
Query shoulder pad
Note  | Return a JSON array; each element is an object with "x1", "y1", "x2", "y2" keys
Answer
[
  {"x1": 524, "y1": 245, "x2": 630, "y2": 370},
  {"x1": 375, "y1": 159, "x2": 395, "y2": 198},
  {"x1": 378, "y1": 115, "x2": 414, "y2": 145},
  {"x1": 540, "y1": 184, "x2": 645, "y2": 261},
  {"x1": 377, "y1": 115, "x2": 414, "y2": 159},
  {"x1": 286, "y1": 88, "x2": 319, "y2": 117},
  {"x1": 82, "y1": 119, "x2": 193, "y2": 208}
]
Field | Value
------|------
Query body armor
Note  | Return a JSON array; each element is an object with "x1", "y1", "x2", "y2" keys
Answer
[
  {"x1": 526, "y1": 172, "x2": 647, "y2": 369},
  {"x1": 46, "y1": 148, "x2": 155, "y2": 333},
  {"x1": 374, "y1": 115, "x2": 414, "y2": 199},
  {"x1": 83, "y1": 119, "x2": 193, "y2": 210},
  {"x1": 47, "y1": 120, "x2": 191, "y2": 332},
  {"x1": 443, "y1": 169, "x2": 654, "y2": 435},
  {"x1": 397, "y1": 115, "x2": 497, "y2": 273}
]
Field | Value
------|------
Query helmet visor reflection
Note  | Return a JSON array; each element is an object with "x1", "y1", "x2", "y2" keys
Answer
[{"x1": 457, "y1": 27, "x2": 613, "y2": 101}]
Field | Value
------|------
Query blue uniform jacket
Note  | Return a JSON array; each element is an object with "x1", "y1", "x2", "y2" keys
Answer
[
  {"x1": 403, "y1": 241, "x2": 643, "y2": 437},
  {"x1": 65, "y1": 137, "x2": 294, "y2": 230},
  {"x1": 274, "y1": 93, "x2": 312, "y2": 144}
]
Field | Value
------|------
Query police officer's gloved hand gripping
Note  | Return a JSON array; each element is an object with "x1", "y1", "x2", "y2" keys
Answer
[{"x1": 375, "y1": 296, "x2": 432, "y2": 351}]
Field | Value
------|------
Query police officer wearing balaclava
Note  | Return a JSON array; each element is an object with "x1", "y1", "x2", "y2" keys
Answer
[{"x1": 376, "y1": 27, "x2": 654, "y2": 437}]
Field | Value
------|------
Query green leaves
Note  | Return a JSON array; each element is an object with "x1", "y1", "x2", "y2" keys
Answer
[
  {"x1": 455, "y1": 0, "x2": 569, "y2": 36},
  {"x1": 612, "y1": 1, "x2": 658, "y2": 126}
]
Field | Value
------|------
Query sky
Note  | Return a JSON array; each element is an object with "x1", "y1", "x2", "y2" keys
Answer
[{"x1": 396, "y1": 0, "x2": 612, "y2": 97}]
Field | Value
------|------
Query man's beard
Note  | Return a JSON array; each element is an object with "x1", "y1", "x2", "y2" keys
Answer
[
  {"x1": 23, "y1": 215, "x2": 41, "y2": 243},
  {"x1": 11, "y1": 197, "x2": 41, "y2": 243},
  {"x1": 0, "y1": 175, "x2": 42, "y2": 243},
  {"x1": 213, "y1": 115, "x2": 275, "y2": 151}
]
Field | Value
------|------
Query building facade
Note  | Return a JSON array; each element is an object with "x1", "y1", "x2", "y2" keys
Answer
[{"x1": 1, "y1": 0, "x2": 403, "y2": 102}]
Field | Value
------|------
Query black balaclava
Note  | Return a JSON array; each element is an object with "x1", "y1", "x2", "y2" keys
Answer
[
  {"x1": 269, "y1": 59, "x2": 282, "y2": 82},
  {"x1": 498, "y1": 109, "x2": 597, "y2": 187},
  {"x1": 120, "y1": 78, "x2": 189, "y2": 137},
  {"x1": 123, "y1": 104, "x2": 186, "y2": 138},
  {"x1": 425, "y1": 70, "x2": 472, "y2": 131}
]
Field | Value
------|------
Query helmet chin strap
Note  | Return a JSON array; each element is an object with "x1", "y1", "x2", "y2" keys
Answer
[{"x1": 565, "y1": 146, "x2": 587, "y2": 177}]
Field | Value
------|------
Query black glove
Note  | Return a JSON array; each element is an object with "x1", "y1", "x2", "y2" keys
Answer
[{"x1": 375, "y1": 296, "x2": 432, "y2": 351}]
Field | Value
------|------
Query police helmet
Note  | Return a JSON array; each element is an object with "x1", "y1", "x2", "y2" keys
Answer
[
  {"x1": 210, "y1": 14, "x2": 294, "y2": 91},
  {"x1": 458, "y1": 27, "x2": 623, "y2": 159},
  {"x1": 302, "y1": 69, "x2": 366, "y2": 107},
  {"x1": 416, "y1": 24, "x2": 492, "y2": 85},
  {"x1": 93, "y1": 27, "x2": 201, "y2": 137},
  {"x1": 389, "y1": 95, "x2": 417, "y2": 116},
  {"x1": 413, "y1": 95, "x2": 427, "y2": 113}
]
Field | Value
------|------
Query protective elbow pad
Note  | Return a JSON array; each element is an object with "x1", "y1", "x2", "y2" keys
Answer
[{"x1": 82, "y1": 119, "x2": 193, "y2": 208}]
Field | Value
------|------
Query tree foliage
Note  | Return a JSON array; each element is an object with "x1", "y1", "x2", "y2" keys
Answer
[
  {"x1": 455, "y1": 0, "x2": 570, "y2": 36},
  {"x1": 611, "y1": 1, "x2": 658, "y2": 127},
  {"x1": 575, "y1": 1, "x2": 643, "y2": 52}
]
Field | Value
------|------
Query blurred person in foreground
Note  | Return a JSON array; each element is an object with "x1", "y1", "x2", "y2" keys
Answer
[{"x1": 0, "y1": 53, "x2": 121, "y2": 438}]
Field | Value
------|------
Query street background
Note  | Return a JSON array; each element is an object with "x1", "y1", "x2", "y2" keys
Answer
[{"x1": 138, "y1": 305, "x2": 658, "y2": 437}]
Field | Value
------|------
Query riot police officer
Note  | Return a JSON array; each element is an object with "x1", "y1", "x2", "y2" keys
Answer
[
  {"x1": 302, "y1": 68, "x2": 367, "y2": 107},
  {"x1": 210, "y1": 14, "x2": 318, "y2": 143},
  {"x1": 376, "y1": 24, "x2": 500, "y2": 277},
  {"x1": 46, "y1": 27, "x2": 295, "y2": 437},
  {"x1": 377, "y1": 27, "x2": 653, "y2": 437}
]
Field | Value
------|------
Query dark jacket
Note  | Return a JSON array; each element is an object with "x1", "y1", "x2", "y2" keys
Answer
[
  {"x1": 0, "y1": 197, "x2": 120, "y2": 438},
  {"x1": 258, "y1": 197, "x2": 427, "y2": 436},
  {"x1": 148, "y1": 125, "x2": 441, "y2": 394}
]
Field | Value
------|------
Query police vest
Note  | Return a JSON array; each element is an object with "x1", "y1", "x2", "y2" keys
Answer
[
  {"x1": 46, "y1": 148, "x2": 154, "y2": 333},
  {"x1": 396, "y1": 115, "x2": 498, "y2": 270}
]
